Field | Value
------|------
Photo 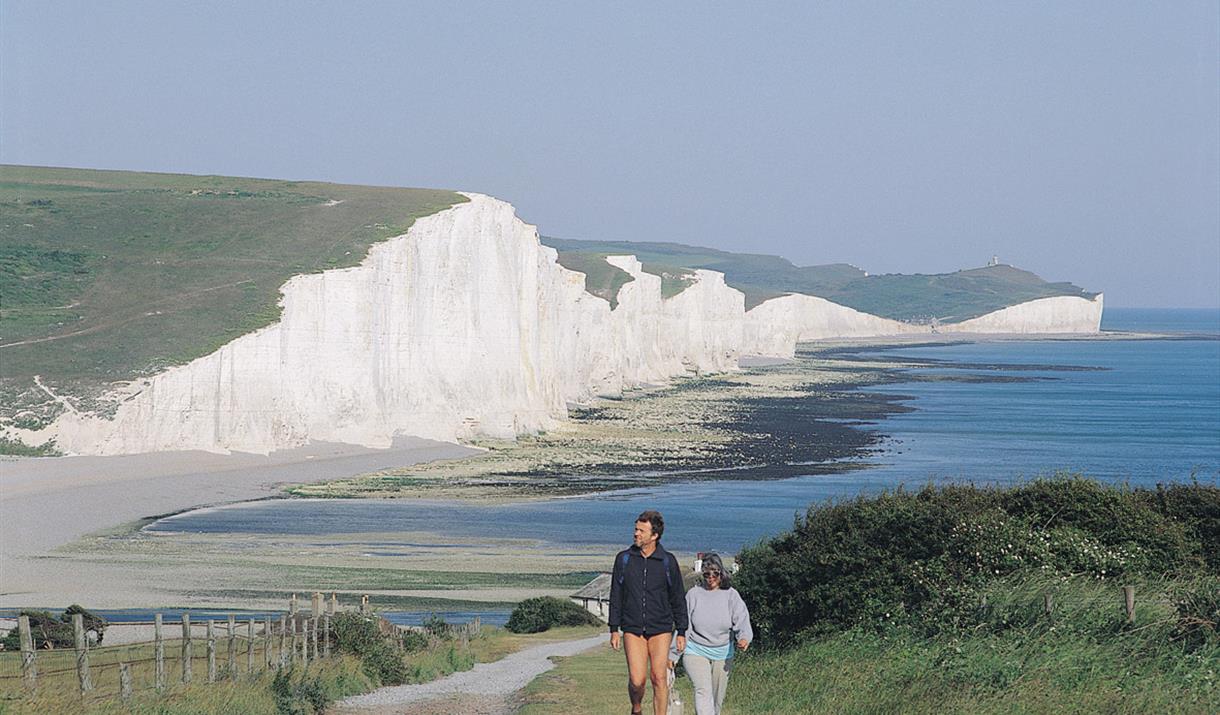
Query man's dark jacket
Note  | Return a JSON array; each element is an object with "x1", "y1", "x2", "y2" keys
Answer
[{"x1": 608, "y1": 542, "x2": 688, "y2": 637}]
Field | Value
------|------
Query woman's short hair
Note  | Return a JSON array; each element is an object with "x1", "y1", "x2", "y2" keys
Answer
[
  {"x1": 700, "y1": 552, "x2": 730, "y2": 590},
  {"x1": 636, "y1": 510, "x2": 664, "y2": 539}
]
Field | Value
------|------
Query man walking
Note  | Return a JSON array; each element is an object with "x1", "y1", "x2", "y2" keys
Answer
[{"x1": 609, "y1": 510, "x2": 688, "y2": 715}]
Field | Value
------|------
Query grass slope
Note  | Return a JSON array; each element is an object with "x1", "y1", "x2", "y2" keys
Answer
[
  {"x1": 541, "y1": 236, "x2": 1096, "y2": 319},
  {"x1": 518, "y1": 478, "x2": 1218, "y2": 714},
  {"x1": 0, "y1": 165, "x2": 463, "y2": 428},
  {"x1": 724, "y1": 576, "x2": 1218, "y2": 714}
]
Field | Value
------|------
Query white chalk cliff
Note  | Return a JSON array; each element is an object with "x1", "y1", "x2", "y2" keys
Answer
[
  {"x1": 741, "y1": 294, "x2": 927, "y2": 359},
  {"x1": 22, "y1": 194, "x2": 1103, "y2": 455},
  {"x1": 944, "y1": 295, "x2": 1103, "y2": 334}
]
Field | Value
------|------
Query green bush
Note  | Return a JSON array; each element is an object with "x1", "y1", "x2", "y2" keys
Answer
[
  {"x1": 0, "y1": 605, "x2": 106, "y2": 650},
  {"x1": 271, "y1": 667, "x2": 329, "y2": 715},
  {"x1": 506, "y1": 596, "x2": 601, "y2": 633},
  {"x1": 401, "y1": 628, "x2": 429, "y2": 652},
  {"x1": 735, "y1": 477, "x2": 1219, "y2": 646},
  {"x1": 329, "y1": 612, "x2": 408, "y2": 685},
  {"x1": 1172, "y1": 576, "x2": 1220, "y2": 651},
  {"x1": 1138, "y1": 480, "x2": 1220, "y2": 571}
]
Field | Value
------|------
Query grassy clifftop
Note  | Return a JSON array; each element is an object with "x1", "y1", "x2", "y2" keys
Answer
[
  {"x1": 541, "y1": 236, "x2": 1097, "y2": 320},
  {"x1": 519, "y1": 478, "x2": 1219, "y2": 714},
  {"x1": 0, "y1": 165, "x2": 463, "y2": 430}
]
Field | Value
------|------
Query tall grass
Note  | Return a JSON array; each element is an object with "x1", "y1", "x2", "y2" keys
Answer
[
  {"x1": 725, "y1": 575, "x2": 1218, "y2": 714},
  {"x1": 0, "y1": 656, "x2": 373, "y2": 715}
]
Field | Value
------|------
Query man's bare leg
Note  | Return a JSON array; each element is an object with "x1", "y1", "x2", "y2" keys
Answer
[
  {"x1": 624, "y1": 633, "x2": 650, "y2": 714},
  {"x1": 647, "y1": 632, "x2": 674, "y2": 715}
]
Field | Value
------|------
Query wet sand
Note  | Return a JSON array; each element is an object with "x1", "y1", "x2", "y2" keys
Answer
[{"x1": 0, "y1": 437, "x2": 478, "y2": 607}]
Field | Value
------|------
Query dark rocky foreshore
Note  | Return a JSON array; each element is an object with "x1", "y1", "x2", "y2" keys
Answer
[{"x1": 291, "y1": 341, "x2": 1092, "y2": 500}]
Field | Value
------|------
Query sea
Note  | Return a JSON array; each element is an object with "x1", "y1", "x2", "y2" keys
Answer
[{"x1": 146, "y1": 308, "x2": 1220, "y2": 565}]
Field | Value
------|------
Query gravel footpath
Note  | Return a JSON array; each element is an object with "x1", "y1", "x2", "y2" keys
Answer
[{"x1": 336, "y1": 634, "x2": 606, "y2": 714}]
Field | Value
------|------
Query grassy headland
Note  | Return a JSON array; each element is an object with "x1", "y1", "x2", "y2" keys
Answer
[
  {"x1": 541, "y1": 235, "x2": 1097, "y2": 317},
  {"x1": 0, "y1": 165, "x2": 463, "y2": 431}
]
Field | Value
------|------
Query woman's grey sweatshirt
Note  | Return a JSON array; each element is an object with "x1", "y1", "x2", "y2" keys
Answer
[{"x1": 673, "y1": 586, "x2": 753, "y2": 658}]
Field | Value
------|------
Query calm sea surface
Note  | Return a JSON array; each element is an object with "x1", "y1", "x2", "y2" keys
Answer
[{"x1": 148, "y1": 308, "x2": 1220, "y2": 557}]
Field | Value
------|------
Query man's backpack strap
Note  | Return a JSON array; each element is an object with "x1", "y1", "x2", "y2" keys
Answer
[{"x1": 617, "y1": 551, "x2": 673, "y2": 587}]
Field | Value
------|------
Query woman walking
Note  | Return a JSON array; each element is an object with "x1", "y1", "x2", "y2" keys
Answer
[{"x1": 671, "y1": 552, "x2": 752, "y2": 715}]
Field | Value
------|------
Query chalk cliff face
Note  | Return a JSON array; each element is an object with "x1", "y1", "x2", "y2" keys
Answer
[
  {"x1": 742, "y1": 294, "x2": 926, "y2": 358},
  {"x1": 945, "y1": 295, "x2": 1104, "y2": 334},
  {"x1": 25, "y1": 194, "x2": 1103, "y2": 455},
  {"x1": 32, "y1": 195, "x2": 747, "y2": 455}
]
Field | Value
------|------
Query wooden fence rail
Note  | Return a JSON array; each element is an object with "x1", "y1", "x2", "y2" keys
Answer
[{"x1": 0, "y1": 591, "x2": 480, "y2": 704}]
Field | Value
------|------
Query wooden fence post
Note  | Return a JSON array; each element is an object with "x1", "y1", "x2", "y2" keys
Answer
[
  {"x1": 290, "y1": 593, "x2": 298, "y2": 616},
  {"x1": 289, "y1": 617, "x2": 298, "y2": 666},
  {"x1": 119, "y1": 662, "x2": 132, "y2": 701},
  {"x1": 247, "y1": 618, "x2": 256, "y2": 674},
  {"x1": 207, "y1": 620, "x2": 217, "y2": 683},
  {"x1": 312, "y1": 592, "x2": 322, "y2": 619},
  {"x1": 360, "y1": 594, "x2": 369, "y2": 613},
  {"x1": 278, "y1": 616, "x2": 289, "y2": 669},
  {"x1": 73, "y1": 613, "x2": 93, "y2": 693},
  {"x1": 1123, "y1": 585, "x2": 1136, "y2": 623},
  {"x1": 473, "y1": 616, "x2": 481, "y2": 638},
  {"x1": 18, "y1": 615, "x2": 36, "y2": 686},
  {"x1": 154, "y1": 613, "x2": 165, "y2": 691},
  {"x1": 265, "y1": 616, "x2": 274, "y2": 670},
  {"x1": 182, "y1": 613, "x2": 192, "y2": 683},
  {"x1": 329, "y1": 592, "x2": 337, "y2": 615},
  {"x1": 311, "y1": 618, "x2": 319, "y2": 660},
  {"x1": 227, "y1": 615, "x2": 237, "y2": 678},
  {"x1": 1043, "y1": 592, "x2": 1053, "y2": 615},
  {"x1": 323, "y1": 615, "x2": 331, "y2": 659}
]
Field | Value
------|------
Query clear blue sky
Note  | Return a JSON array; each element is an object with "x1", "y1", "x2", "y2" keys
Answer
[{"x1": 3, "y1": 1, "x2": 1217, "y2": 308}]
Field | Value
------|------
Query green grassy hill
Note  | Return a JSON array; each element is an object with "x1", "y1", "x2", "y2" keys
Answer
[
  {"x1": 541, "y1": 236, "x2": 1097, "y2": 319},
  {"x1": 0, "y1": 165, "x2": 463, "y2": 431}
]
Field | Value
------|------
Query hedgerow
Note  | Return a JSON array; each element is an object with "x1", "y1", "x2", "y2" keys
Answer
[{"x1": 735, "y1": 476, "x2": 1219, "y2": 646}]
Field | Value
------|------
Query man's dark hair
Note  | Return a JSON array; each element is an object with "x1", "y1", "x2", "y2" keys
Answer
[{"x1": 636, "y1": 510, "x2": 664, "y2": 540}]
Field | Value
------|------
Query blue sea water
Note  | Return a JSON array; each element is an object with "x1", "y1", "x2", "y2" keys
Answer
[
  {"x1": 855, "y1": 337, "x2": 1220, "y2": 486},
  {"x1": 148, "y1": 309, "x2": 1220, "y2": 559},
  {"x1": 1100, "y1": 306, "x2": 1220, "y2": 334}
]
